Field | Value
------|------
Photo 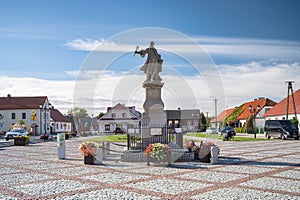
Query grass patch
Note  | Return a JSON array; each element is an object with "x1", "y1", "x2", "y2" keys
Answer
[
  {"x1": 185, "y1": 132, "x2": 267, "y2": 141},
  {"x1": 82, "y1": 134, "x2": 127, "y2": 143}
]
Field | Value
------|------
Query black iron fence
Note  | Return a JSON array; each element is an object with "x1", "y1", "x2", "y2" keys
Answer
[{"x1": 127, "y1": 125, "x2": 183, "y2": 150}]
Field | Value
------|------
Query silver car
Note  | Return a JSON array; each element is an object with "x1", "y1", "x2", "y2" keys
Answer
[
  {"x1": 206, "y1": 127, "x2": 218, "y2": 134},
  {"x1": 5, "y1": 129, "x2": 28, "y2": 141}
]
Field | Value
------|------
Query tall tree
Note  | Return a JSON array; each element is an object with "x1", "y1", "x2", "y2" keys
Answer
[{"x1": 67, "y1": 107, "x2": 89, "y2": 118}]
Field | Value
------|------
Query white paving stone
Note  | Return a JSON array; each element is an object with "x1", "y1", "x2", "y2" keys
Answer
[
  {"x1": 240, "y1": 177, "x2": 300, "y2": 193},
  {"x1": 10, "y1": 179, "x2": 93, "y2": 196},
  {"x1": 213, "y1": 165, "x2": 275, "y2": 174},
  {"x1": 0, "y1": 172, "x2": 53, "y2": 186},
  {"x1": 55, "y1": 188, "x2": 160, "y2": 200},
  {"x1": 178, "y1": 171, "x2": 247, "y2": 183},
  {"x1": 192, "y1": 187, "x2": 300, "y2": 200},
  {"x1": 126, "y1": 178, "x2": 212, "y2": 195},
  {"x1": 82, "y1": 172, "x2": 150, "y2": 184}
]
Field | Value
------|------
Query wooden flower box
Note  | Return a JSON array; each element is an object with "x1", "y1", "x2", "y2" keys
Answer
[
  {"x1": 14, "y1": 137, "x2": 29, "y2": 146},
  {"x1": 84, "y1": 155, "x2": 95, "y2": 165}
]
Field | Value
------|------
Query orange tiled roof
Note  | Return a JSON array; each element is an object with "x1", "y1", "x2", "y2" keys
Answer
[
  {"x1": 237, "y1": 98, "x2": 277, "y2": 120},
  {"x1": 265, "y1": 89, "x2": 300, "y2": 117},
  {"x1": 0, "y1": 95, "x2": 47, "y2": 110},
  {"x1": 211, "y1": 108, "x2": 235, "y2": 123}
]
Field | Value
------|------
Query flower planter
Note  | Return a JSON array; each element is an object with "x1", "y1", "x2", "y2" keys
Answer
[
  {"x1": 14, "y1": 137, "x2": 29, "y2": 146},
  {"x1": 84, "y1": 155, "x2": 95, "y2": 165}
]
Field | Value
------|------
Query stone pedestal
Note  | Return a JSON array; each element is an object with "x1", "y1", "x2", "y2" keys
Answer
[{"x1": 141, "y1": 81, "x2": 167, "y2": 149}]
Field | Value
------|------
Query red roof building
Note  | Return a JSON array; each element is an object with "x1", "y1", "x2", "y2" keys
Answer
[
  {"x1": 237, "y1": 98, "x2": 277, "y2": 120},
  {"x1": 0, "y1": 94, "x2": 50, "y2": 135},
  {"x1": 265, "y1": 88, "x2": 300, "y2": 120},
  {"x1": 50, "y1": 109, "x2": 72, "y2": 133},
  {"x1": 234, "y1": 98, "x2": 276, "y2": 129},
  {"x1": 210, "y1": 108, "x2": 235, "y2": 130},
  {"x1": 211, "y1": 108, "x2": 235, "y2": 123}
]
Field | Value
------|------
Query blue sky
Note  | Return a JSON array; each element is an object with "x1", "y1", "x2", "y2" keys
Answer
[{"x1": 1, "y1": 0, "x2": 300, "y2": 115}]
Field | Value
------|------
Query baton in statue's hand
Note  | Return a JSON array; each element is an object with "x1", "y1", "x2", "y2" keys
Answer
[{"x1": 133, "y1": 45, "x2": 139, "y2": 57}]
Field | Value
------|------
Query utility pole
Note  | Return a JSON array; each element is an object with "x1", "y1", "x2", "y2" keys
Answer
[
  {"x1": 285, "y1": 81, "x2": 297, "y2": 120},
  {"x1": 212, "y1": 98, "x2": 218, "y2": 129}
]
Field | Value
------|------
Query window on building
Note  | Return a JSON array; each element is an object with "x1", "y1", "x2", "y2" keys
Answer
[
  {"x1": 11, "y1": 113, "x2": 16, "y2": 119},
  {"x1": 57, "y1": 124, "x2": 59, "y2": 129},
  {"x1": 22, "y1": 113, "x2": 26, "y2": 119},
  {"x1": 105, "y1": 124, "x2": 110, "y2": 131},
  {"x1": 112, "y1": 113, "x2": 116, "y2": 118},
  {"x1": 122, "y1": 113, "x2": 126, "y2": 117}
]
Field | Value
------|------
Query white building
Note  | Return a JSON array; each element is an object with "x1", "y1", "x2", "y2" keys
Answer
[
  {"x1": 0, "y1": 94, "x2": 51, "y2": 135},
  {"x1": 99, "y1": 103, "x2": 141, "y2": 133},
  {"x1": 50, "y1": 108, "x2": 72, "y2": 134}
]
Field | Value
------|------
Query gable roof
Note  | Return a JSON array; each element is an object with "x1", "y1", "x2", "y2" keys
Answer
[
  {"x1": 265, "y1": 88, "x2": 300, "y2": 117},
  {"x1": 237, "y1": 98, "x2": 277, "y2": 120},
  {"x1": 0, "y1": 95, "x2": 48, "y2": 110},
  {"x1": 100, "y1": 103, "x2": 141, "y2": 121},
  {"x1": 50, "y1": 109, "x2": 71, "y2": 123},
  {"x1": 211, "y1": 108, "x2": 235, "y2": 123},
  {"x1": 107, "y1": 103, "x2": 128, "y2": 111}
]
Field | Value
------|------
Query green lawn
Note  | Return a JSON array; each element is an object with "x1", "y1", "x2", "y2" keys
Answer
[
  {"x1": 82, "y1": 134, "x2": 128, "y2": 143},
  {"x1": 185, "y1": 132, "x2": 267, "y2": 141}
]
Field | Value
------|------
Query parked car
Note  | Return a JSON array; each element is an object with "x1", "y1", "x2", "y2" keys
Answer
[
  {"x1": 5, "y1": 129, "x2": 28, "y2": 141},
  {"x1": 206, "y1": 127, "x2": 218, "y2": 134},
  {"x1": 264, "y1": 120, "x2": 299, "y2": 140},
  {"x1": 113, "y1": 127, "x2": 126, "y2": 134},
  {"x1": 221, "y1": 126, "x2": 236, "y2": 140}
]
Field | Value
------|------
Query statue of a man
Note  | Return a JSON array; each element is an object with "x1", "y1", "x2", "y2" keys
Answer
[{"x1": 135, "y1": 41, "x2": 163, "y2": 82}]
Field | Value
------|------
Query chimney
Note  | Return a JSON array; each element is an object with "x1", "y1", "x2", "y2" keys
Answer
[{"x1": 7, "y1": 94, "x2": 11, "y2": 99}]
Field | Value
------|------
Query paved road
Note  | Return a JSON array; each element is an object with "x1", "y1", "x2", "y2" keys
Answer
[{"x1": 0, "y1": 136, "x2": 299, "y2": 199}]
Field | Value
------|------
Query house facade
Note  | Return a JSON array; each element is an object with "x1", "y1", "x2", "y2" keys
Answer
[
  {"x1": 99, "y1": 103, "x2": 141, "y2": 133},
  {"x1": 0, "y1": 94, "x2": 51, "y2": 135},
  {"x1": 165, "y1": 109, "x2": 201, "y2": 132},
  {"x1": 50, "y1": 108, "x2": 72, "y2": 134}
]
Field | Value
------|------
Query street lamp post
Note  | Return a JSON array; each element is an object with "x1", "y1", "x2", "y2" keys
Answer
[
  {"x1": 248, "y1": 105, "x2": 261, "y2": 138},
  {"x1": 39, "y1": 104, "x2": 48, "y2": 141}
]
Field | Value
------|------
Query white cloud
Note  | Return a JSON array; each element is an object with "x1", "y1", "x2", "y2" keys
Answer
[
  {"x1": 64, "y1": 36, "x2": 300, "y2": 62},
  {"x1": 2, "y1": 60, "x2": 299, "y2": 117}
]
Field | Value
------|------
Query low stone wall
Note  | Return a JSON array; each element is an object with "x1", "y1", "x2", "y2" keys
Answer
[{"x1": 121, "y1": 149, "x2": 194, "y2": 162}]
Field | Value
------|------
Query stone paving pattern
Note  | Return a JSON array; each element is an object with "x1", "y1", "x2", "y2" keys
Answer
[{"x1": 0, "y1": 137, "x2": 300, "y2": 199}]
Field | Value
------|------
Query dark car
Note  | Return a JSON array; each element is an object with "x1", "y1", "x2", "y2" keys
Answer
[
  {"x1": 113, "y1": 127, "x2": 126, "y2": 134},
  {"x1": 264, "y1": 120, "x2": 299, "y2": 140},
  {"x1": 221, "y1": 126, "x2": 236, "y2": 140}
]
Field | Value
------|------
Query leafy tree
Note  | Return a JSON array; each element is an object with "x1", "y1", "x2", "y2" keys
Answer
[
  {"x1": 97, "y1": 112, "x2": 105, "y2": 119},
  {"x1": 18, "y1": 119, "x2": 26, "y2": 126},
  {"x1": 200, "y1": 112, "x2": 206, "y2": 125},
  {"x1": 67, "y1": 107, "x2": 89, "y2": 118}
]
